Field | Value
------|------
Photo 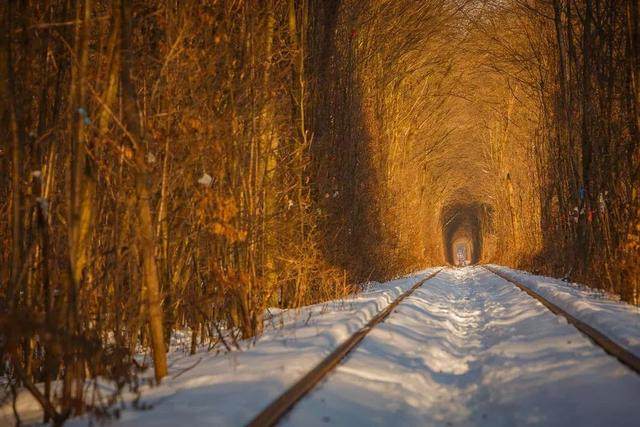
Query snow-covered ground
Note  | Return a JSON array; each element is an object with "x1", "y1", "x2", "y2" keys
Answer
[
  {"x1": 282, "y1": 267, "x2": 640, "y2": 426},
  {"x1": 1, "y1": 269, "x2": 437, "y2": 426},
  {"x1": 488, "y1": 265, "x2": 640, "y2": 359},
  {"x1": 3, "y1": 266, "x2": 640, "y2": 426}
]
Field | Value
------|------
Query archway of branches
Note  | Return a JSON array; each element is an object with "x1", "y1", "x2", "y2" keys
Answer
[
  {"x1": 310, "y1": 0, "x2": 544, "y2": 277},
  {"x1": 442, "y1": 202, "x2": 486, "y2": 265}
]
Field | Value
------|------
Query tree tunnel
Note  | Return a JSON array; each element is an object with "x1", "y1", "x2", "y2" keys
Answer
[
  {"x1": 305, "y1": 0, "x2": 545, "y2": 280},
  {"x1": 2, "y1": 1, "x2": 638, "y2": 413},
  {"x1": 441, "y1": 202, "x2": 493, "y2": 266}
]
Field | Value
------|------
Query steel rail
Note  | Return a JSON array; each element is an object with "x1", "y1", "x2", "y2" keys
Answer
[
  {"x1": 484, "y1": 265, "x2": 640, "y2": 375},
  {"x1": 246, "y1": 269, "x2": 442, "y2": 427}
]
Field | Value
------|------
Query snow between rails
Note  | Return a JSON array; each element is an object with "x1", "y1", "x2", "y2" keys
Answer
[{"x1": 281, "y1": 267, "x2": 640, "y2": 426}]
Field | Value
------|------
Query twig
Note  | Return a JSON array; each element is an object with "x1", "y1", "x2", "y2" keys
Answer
[{"x1": 171, "y1": 357, "x2": 202, "y2": 379}]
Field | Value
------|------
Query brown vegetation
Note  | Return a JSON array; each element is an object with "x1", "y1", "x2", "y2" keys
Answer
[{"x1": 1, "y1": 0, "x2": 638, "y2": 423}]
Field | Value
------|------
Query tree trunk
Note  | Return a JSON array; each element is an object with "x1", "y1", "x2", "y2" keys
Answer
[
  {"x1": 2, "y1": 0, "x2": 24, "y2": 303},
  {"x1": 119, "y1": 0, "x2": 167, "y2": 382}
]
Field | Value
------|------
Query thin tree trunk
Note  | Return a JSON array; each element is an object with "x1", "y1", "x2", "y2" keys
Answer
[
  {"x1": 119, "y1": 0, "x2": 168, "y2": 382},
  {"x1": 2, "y1": 0, "x2": 24, "y2": 302},
  {"x1": 156, "y1": 136, "x2": 171, "y2": 346},
  {"x1": 68, "y1": 0, "x2": 95, "y2": 289}
]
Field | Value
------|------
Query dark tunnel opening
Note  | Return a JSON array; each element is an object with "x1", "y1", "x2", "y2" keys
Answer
[{"x1": 441, "y1": 202, "x2": 493, "y2": 265}]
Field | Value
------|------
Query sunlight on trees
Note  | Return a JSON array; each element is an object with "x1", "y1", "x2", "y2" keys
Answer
[{"x1": 1, "y1": 0, "x2": 638, "y2": 422}]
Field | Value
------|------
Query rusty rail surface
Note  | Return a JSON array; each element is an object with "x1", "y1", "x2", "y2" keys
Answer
[{"x1": 246, "y1": 269, "x2": 442, "y2": 427}]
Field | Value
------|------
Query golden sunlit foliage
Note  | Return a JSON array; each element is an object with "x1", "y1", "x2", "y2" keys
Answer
[{"x1": 1, "y1": 0, "x2": 638, "y2": 423}]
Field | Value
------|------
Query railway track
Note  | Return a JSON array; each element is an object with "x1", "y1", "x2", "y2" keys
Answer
[
  {"x1": 483, "y1": 265, "x2": 640, "y2": 376},
  {"x1": 246, "y1": 269, "x2": 443, "y2": 427},
  {"x1": 247, "y1": 266, "x2": 639, "y2": 426}
]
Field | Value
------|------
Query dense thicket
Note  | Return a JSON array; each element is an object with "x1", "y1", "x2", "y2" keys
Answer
[
  {"x1": 1, "y1": 0, "x2": 638, "y2": 423},
  {"x1": 0, "y1": 0, "x2": 353, "y2": 421},
  {"x1": 480, "y1": 0, "x2": 640, "y2": 301},
  {"x1": 532, "y1": 0, "x2": 640, "y2": 302}
]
